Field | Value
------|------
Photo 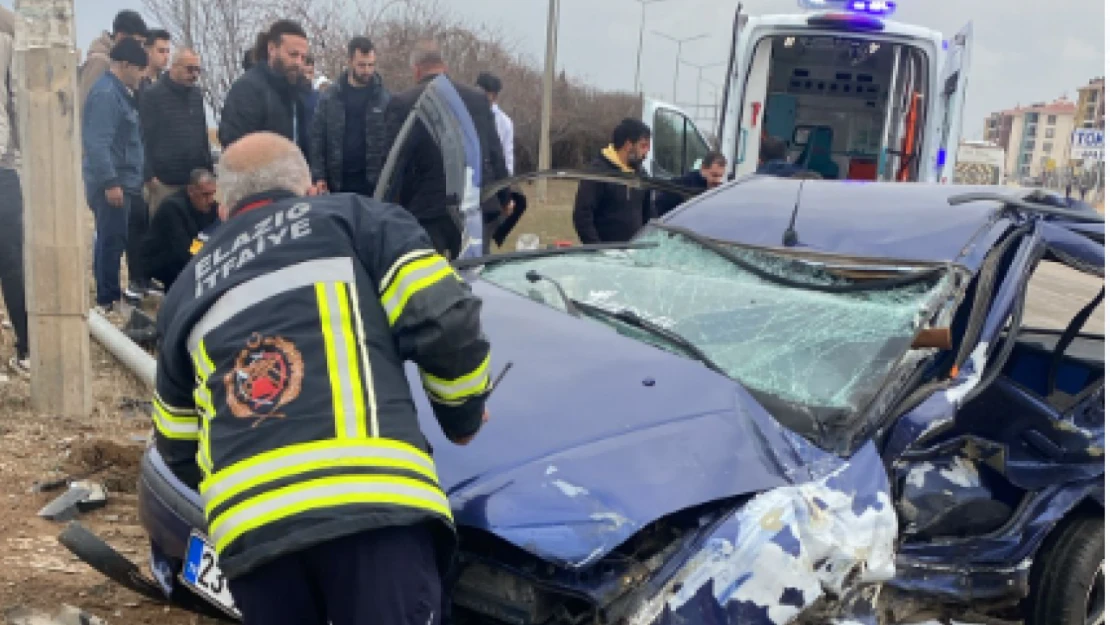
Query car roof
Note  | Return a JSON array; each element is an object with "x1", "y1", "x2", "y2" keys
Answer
[{"x1": 661, "y1": 178, "x2": 1041, "y2": 269}]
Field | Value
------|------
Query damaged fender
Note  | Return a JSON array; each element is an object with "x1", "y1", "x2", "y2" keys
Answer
[{"x1": 629, "y1": 443, "x2": 897, "y2": 625}]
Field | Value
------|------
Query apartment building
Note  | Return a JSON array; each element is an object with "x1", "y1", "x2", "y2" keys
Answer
[
  {"x1": 984, "y1": 100, "x2": 1076, "y2": 182},
  {"x1": 1075, "y1": 77, "x2": 1105, "y2": 130}
]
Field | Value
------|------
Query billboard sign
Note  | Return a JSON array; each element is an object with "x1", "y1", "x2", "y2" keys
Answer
[{"x1": 1071, "y1": 129, "x2": 1104, "y2": 161}]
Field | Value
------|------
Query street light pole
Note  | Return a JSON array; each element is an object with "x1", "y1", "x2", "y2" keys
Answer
[
  {"x1": 680, "y1": 59, "x2": 726, "y2": 126},
  {"x1": 538, "y1": 0, "x2": 560, "y2": 203},
  {"x1": 632, "y1": 0, "x2": 670, "y2": 93},
  {"x1": 652, "y1": 31, "x2": 708, "y2": 102}
]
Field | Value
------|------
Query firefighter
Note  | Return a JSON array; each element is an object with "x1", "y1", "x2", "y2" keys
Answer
[{"x1": 151, "y1": 131, "x2": 491, "y2": 625}]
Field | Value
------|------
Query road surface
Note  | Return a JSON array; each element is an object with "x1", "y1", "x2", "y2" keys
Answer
[{"x1": 1025, "y1": 260, "x2": 1104, "y2": 333}]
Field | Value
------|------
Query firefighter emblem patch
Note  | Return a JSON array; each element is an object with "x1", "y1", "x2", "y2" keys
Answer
[{"x1": 225, "y1": 333, "x2": 304, "y2": 425}]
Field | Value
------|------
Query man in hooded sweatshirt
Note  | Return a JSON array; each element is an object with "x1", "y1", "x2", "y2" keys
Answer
[
  {"x1": 309, "y1": 36, "x2": 391, "y2": 197},
  {"x1": 572, "y1": 118, "x2": 654, "y2": 244},
  {"x1": 78, "y1": 10, "x2": 148, "y2": 109}
]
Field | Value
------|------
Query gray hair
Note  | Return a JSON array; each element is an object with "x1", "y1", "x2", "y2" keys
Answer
[
  {"x1": 188, "y1": 168, "x2": 215, "y2": 186},
  {"x1": 216, "y1": 149, "x2": 310, "y2": 209},
  {"x1": 410, "y1": 39, "x2": 444, "y2": 70}
]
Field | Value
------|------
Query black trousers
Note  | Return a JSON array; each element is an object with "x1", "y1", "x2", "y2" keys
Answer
[
  {"x1": 228, "y1": 524, "x2": 442, "y2": 625},
  {"x1": 125, "y1": 191, "x2": 149, "y2": 285},
  {"x1": 0, "y1": 168, "x2": 28, "y2": 358}
]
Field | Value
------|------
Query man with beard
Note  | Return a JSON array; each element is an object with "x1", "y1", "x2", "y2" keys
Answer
[
  {"x1": 218, "y1": 20, "x2": 310, "y2": 157},
  {"x1": 309, "y1": 36, "x2": 391, "y2": 197},
  {"x1": 572, "y1": 118, "x2": 654, "y2": 244}
]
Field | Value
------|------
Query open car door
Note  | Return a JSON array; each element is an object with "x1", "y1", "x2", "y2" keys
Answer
[
  {"x1": 376, "y1": 75, "x2": 485, "y2": 259},
  {"x1": 642, "y1": 97, "x2": 713, "y2": 178},
  {"x1": 936, "y1": 22, "x2": 973, "y2": 183}
]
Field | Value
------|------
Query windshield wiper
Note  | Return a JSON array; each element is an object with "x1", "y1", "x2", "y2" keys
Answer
[{"x1": 573, "y1": 300, "x2": 729, "y2": 377}]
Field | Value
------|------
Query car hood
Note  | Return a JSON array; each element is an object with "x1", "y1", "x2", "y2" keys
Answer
[{"x1": 408, "y1": 279, "x2": 813, "y2": 570}]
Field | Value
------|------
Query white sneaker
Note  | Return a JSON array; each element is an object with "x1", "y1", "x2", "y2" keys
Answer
[{"x1": 9, "y1": 356, "x2": 29, "y2": 379}]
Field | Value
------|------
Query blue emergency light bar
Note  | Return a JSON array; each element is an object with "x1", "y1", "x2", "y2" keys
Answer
[{"x1": 799, "y1": 0, "x2": 896, "y2": 16}]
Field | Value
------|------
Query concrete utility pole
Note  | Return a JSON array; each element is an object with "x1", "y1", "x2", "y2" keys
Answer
[
  {"x1": 632, "y1": 0, "x2": 670, "y2": 93},
  {"x1": 653, "y1": 31, "x2": 708, "y2": 102},
  {"x1": 14, "y1": 0, "x2": 92, "y2": 416},
  {"x1": 538, "y1": 0, "x2": 560, "y2": 203}
]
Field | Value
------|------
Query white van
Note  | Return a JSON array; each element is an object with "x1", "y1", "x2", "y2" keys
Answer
[{"x1": 643, "y1": 0, "x2": 972, "y2": 184}]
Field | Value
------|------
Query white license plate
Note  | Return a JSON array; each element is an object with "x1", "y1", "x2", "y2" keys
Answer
[{"x1": 180, "y1": 531, "x2": 241, "y2": 619}]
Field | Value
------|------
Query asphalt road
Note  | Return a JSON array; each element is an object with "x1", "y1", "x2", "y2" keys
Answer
[{"x1": 1025, "y1": 261, "x2": 1104, "y2": 334}]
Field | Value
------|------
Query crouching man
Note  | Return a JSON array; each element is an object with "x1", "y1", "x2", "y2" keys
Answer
[
  {"x1": 140, "y1": 169, "x2": 220, "y2": 290},
  {"x1": 152, "y1": 132, "x2": 492, "y2": 625}
]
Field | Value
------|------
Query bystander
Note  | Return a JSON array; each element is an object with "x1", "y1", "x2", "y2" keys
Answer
[
  {"x1": 572, "y1": 118, "x2": 654, "y2": 244},
  {"x1": 139, "y1": 29, "x2": 171, "y2": 96},
  {"x1": 476, "y1": 71, "x2": 517, "y2": 251},
  {"x1": 309, "y1": 36, "x2": 390, "y2": 197},
  {"x1": 654, "y1": 151, "x2": 728, "y2": 216},
  {"x1": 82, "y1": 38, "x2": 148, "y2": 314},
  {"x1": 383, "y1": 40, "x2": 511, "y2": 257},
  {"x1": 219, "y1": 20, "x2": 311, "y2": 156},
  {"x1": 141, "y1": 48, "x2": 213, "y2": 215},
  {"x1": 78, "y1": 10, "x2": 148, "y2": 108},
  {"x1": 140, "y1": 169, "x2": 219, "y2": 290},
  {"x1": 0, "y1": 6, "x2": 28, "y2": 377}
]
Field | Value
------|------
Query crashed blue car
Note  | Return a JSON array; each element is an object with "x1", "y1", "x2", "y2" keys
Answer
[
  {"x1": 62, "y1": 176, "x2": 1104, "y2": 625},
  {"x1": 61, "y1": 80, "x2": 1103, "y2": 625}
]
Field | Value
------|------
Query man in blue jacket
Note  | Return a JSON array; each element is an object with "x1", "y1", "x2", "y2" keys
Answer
[{"x1": 82, "y1": 38, "x2": 148, "y2": 314}]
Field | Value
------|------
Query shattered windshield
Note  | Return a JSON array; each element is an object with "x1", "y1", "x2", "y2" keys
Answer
[{"x1": 481, "y1": 228, "x2": 958, "y2": 447}]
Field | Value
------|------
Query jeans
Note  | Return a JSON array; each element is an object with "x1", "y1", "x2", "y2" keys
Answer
[
  {"x1": 0, "y1": 168, "x2": 28, "y2": 358},
  {"x1": 126, "y1": 191, "x2": 149, "y2": 286},
  {"x1": 88, "y1": 184, "x2": 131, "y2": 306}
]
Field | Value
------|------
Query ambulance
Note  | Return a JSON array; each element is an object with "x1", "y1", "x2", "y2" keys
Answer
[{"x1": 642, "y1": 0, "x2": 973, "y2": 184}]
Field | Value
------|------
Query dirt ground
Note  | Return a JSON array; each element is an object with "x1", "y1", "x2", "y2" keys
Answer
[
  {"x1": 0, "y1": 181, "x2": 582, "y2": 624},
  {"x1": 0, "y1": 179, "x2": 1102, "y2": 623}
]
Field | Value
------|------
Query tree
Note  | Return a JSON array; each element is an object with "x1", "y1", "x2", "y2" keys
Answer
[{"x1": 142, "y1": 0, "x2": 267, "y2": 115}]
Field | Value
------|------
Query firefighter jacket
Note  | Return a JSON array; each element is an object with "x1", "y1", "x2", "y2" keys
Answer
[{"x1": 151, "y1": 189, "x2": 491, "y2": 579}]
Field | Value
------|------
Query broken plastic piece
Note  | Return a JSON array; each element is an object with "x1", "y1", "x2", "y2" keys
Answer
[
  {"x1": 37, "y1": 480, "x2": 107, "y2": 521},
  {"x1": 38, "y1": 483, "x2": 91, "y2": 521},
  {"x1": 73, "y1": 480, "x2": 108, "y2": 512}
]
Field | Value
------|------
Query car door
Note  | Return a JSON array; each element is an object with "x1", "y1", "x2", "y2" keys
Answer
[
  {"x1": 935, "y1": 22, "x2": 973, "y2": 183},
  {"x1": 641, "y1": 98, "x2": 713, "y2": 178},
  {"x1": 376, "y1": 75, "x2": 485, "y2": 259}
]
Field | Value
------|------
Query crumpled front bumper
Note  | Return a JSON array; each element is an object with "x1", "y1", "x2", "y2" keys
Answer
[{"x1": 627, "y1": 443, "x2": 897, "y2": 625}]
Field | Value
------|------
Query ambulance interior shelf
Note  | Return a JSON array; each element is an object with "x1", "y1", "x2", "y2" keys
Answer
[{"x1": 759, "y1": 34, "x2": 928, "y2": 181}]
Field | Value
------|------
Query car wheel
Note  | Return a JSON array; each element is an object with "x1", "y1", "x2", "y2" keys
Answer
[{"x1": 1028, "y1": 513, "x2": 1105, "y2": 625}]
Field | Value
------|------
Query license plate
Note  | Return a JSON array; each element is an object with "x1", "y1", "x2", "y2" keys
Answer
[{"x1": 180, "y1": 531, "x2": 240, "y2": 619}]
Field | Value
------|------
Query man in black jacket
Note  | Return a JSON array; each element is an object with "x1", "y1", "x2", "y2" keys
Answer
[
  {"x1": 654, "y1": 150, "x2": 728, "y2": 217},
  {"x1": 140, "y1": 168, "x2": 219, "y2": 290},
  {"x1": 573, "y1": 119, "x2": 654, "y2": 244},
  {"x1": 309, "y1": 36, "x2": 390, "y2": 198},
  {"x1": 383, "y1": 40, "x2": 511, "y2": 258},
  {"x1": 218, "y1": 20, "x2": 310, "y2": 156},
  {"x1": 141, "y1": 48, "x2": 212, "y2": 215}
]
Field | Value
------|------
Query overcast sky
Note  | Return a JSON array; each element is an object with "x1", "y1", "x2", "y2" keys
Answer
[{"x1": 6, "y1": 0, "x2": 1105, "y2": 139}]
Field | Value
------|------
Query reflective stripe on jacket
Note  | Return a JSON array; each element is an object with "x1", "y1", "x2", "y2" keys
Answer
[{"x1": 152, "y1": 190, "x2": 490, "y2": 579}]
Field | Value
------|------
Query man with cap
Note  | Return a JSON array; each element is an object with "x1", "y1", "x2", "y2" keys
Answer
[
  {"x1": 82, "y1": 38, "x2": 149, "y2": 314},
  {"x1": 79, "y1": 10, "x2": 148, "y2": 108}
]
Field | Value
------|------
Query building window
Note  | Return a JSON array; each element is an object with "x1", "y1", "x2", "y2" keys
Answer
[
  {"x1": 1047, "y1": 115, "x2": 1057, "y2": 125},
  {"x1": 1021, "y1": 153, "x2": 1033, "y2": 164},
  {"x1": 1043, "y1": 143, "x2": 1053, "y2": 153},
  {"x1": 1046, "y1": 128, "x2": 1055, "y2": 139}
]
